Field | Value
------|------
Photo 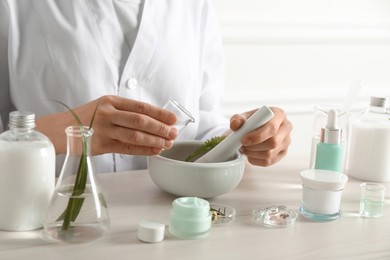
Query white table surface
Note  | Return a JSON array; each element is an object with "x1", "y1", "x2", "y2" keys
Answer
[{"x1": 1, "y1": 155, "x2": 390, "y2": 260}]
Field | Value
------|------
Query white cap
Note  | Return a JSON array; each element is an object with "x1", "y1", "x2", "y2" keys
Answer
[
  {"x1": 300, "y1": 169, "x2": 348, "y2": 191},
  {"x1": 320, "y1": 109, "x2": 342, "y2": 144},
  {"x1": 137, "y1": 220, "x2": 165, "y2": 243}
]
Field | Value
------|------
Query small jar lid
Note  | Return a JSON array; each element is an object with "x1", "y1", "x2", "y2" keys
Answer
[
  {"x1": 137, "y1": 220, "x2": 165, "y2": 243},
  {"x1": 300, "y1": 169, "x2": 348, "y2": 191},
  {"x1": 252, "y1": 205, "x2": 297, "y2": 228}
]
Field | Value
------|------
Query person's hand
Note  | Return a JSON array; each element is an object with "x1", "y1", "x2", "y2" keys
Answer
[
  {"x1": 229, "y1": 107, "x2": 292, "y2": 166},
  {"x1": 36, "y1": 95, "x2": 178, "y2": 156}
]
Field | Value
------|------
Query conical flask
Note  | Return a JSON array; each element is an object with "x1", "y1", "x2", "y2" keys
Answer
[{"x1": 43, "y1": 126, "x2": 110, "y2": 242}]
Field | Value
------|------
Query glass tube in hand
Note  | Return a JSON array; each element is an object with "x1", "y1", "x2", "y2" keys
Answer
[{"x1": 163, "y1": 98, "x2": 195, "y2": 136}]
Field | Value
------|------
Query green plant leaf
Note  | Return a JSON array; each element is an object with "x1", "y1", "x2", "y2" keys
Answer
[
  {"x1": 51, "y1": 99, "x2": 100, "y2": 231},
  {"x1": 185, "y1": 136, "x2": 226, "y2": 162},
  {"x1": 89, "y1": 99, "x2": 100, "y2": 128},
  {"x1": 51, "y1": 100, "x2": 83, "y2": 128}
]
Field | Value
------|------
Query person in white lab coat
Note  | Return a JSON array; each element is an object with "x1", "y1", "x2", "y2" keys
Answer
[{"x1": 0, "y1": 0, "x2": 292, "y2": 173}]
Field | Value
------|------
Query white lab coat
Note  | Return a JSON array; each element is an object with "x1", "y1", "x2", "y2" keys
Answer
[{"x1": 0, "y1": 0, "x2": 229, "y2": 173}]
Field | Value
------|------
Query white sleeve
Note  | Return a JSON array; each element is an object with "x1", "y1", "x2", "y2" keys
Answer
[
  {"x1": 0, "y1": 0, "x2": 12, "y2": 132},
  {"x1": 196, "y1": 0, "x2": 229, "y2": 140}
]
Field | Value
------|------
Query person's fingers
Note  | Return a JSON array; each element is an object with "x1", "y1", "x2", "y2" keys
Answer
[
  {"x1": 229, "y1": 109, "x2": 256, "y2": 131},
  {"x1": 245, "y1": 149, "x2": 288, "y2": 166},
  {"x1": 109, "y1": 95, "x2": 177, "y2": 125},
  {"x1": 107, "y1": 125, "x2": 174, "y2": 149},
  {"x1": 241, "y1": 107, "x2": 285, "y2": 146},
  {"x1": 92, "y1": 137, "x2": 165, "y2": 156},
  {"x1": 110, "y1": 110, "x2": 177, "y2": 140},
  {"x1": 241, "y1": 116, "x2": 292, "y2": 151},
  {"x1": 73, "y1": 96, "x2": 178, "y2": 156},
  {"x1": 234, "y1": 107, "x2": 293, "y2": 167}
]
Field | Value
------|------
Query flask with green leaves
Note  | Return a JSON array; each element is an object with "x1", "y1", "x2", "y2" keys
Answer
[{"x1": 43, "y1": 102, "x2": 110, "y2": 243}]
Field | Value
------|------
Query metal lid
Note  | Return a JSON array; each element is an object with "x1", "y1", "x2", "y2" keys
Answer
[
  {"x1": 320, "y1": 128, "x2": 342, "y2": 144},
  {"x1": 9, "y1": 111, "x2": 36, "y2": 129},
  {"x1": 370, "y1": 96, "x2": 389, "y2": 108}
]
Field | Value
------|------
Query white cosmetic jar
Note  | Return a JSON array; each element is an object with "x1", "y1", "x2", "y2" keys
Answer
[{"x1": 299, "y1": 169, "x2": 348, "y2": 221}]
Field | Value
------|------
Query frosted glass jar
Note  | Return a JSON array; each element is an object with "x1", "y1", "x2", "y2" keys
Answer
[
  {"x1": 0, "y1": 111, "x2": 55, "y2": 231},
  {"x1": 169, "y1": 197, "x2": 211, "y2": 239},
  {"x1": 299, "y1": 169, "x2": 348, "y2": 221}
]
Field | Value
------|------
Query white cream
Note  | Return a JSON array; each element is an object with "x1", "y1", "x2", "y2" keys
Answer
[
  {"x1": 299, "y1": 169, "x2": 348, "y2": 221},
  {"x1": 347, "y1": 119, "x2": 390, "y2": 182},
  {"x1": 0, "y1": 141, "x2": 55, "y2": 231}
]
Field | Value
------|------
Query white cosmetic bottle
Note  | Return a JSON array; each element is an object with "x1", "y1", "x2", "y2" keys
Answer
[
  {"x1": 0, "y1": 111, "x2": 55, "y2": 231},
  {"x1": 346, "y1": 97, "x2": 390, "y2": 182}
]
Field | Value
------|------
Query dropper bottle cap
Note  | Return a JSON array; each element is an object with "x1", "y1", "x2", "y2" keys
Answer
[{"x1": 320, "y1": 109, "x2": 342, "y2": 144}]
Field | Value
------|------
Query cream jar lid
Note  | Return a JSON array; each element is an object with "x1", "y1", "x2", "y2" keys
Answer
[
  {"x1": 138, "y1": 220, "x2": 165, "y2": 243},
  {"x1": 300, "y1": 169, "x2": 348, "y2": 191}
]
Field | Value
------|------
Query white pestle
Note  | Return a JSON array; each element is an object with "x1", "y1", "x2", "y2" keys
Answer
[{"x1": 195, "y1": 105, "x2": 274, "y2": 163}]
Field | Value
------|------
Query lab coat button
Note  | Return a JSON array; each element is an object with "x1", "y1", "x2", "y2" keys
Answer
[{"x1": 126, "y1": 78, "x2": 138, "y2": 90}]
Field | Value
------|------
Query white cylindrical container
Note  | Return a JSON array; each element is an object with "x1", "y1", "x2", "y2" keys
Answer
[
  {"x1": 0, "y1": 111, "x2": 55, "y2": 231},
  {"x1": 299, "y1": 169, "x2": 348, "y2": 221},
  {"x1": 346, "y1": 97, "x2": 390, "y2": 182}
]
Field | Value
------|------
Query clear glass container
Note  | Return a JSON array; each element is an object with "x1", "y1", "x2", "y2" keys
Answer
[
  {"x1": 120, "y1": 98, "x2": 194, "y2": 158},
  {"x1": 0, "y1": 111, "x2": 55, "y2": 231},
  {"x1": 359, "y1": 182, "x2": 385, "y2": 218},
  {"x1": 210, "y1": 203, "x2": 236, "y2": 225},
  {"x1": 346, "y1": 97, "x2": 390, "y2": 182},
  {"x1": 252, "y1": 205, "x2": 297, "y2": 228},
  {"x1": 43, "y1": 126, "x2": 110, "y2": 243},
  {"x1": 163, "y1": 98, "x2": 195, "y2": 135}
]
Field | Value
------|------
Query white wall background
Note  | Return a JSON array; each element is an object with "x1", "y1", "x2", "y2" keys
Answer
[{"x1": 212, "y1": 0, "x2": 390, "y2": 160}]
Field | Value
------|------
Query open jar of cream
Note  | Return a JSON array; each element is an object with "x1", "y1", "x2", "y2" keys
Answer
[
  {"x1": 299, "y1": 169, "x2": 348, "y2": 221},
  {"x1": 169, "y1": 197, "x2": 211, "y2": 239}
]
